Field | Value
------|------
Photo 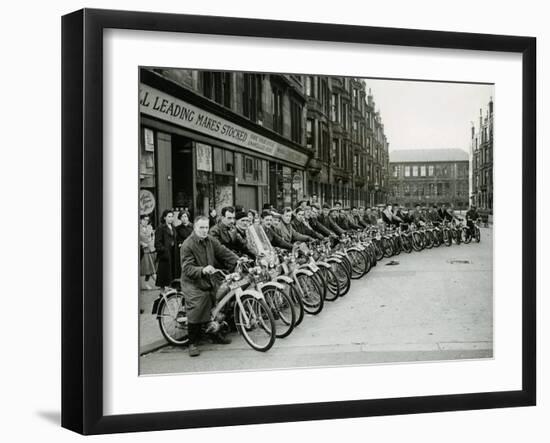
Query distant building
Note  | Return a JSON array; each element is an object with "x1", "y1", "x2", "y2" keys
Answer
[
  {"x1": 470, "y1": 99, "x2": 494, "y2": 215},
  {"x1": 388, "y1": 149, "x2": 470, "y2": 209}
]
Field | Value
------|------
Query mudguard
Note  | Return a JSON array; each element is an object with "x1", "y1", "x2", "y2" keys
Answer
[
  {"x1": 259, "y1": 281, "x2": 286, "y2": 292},
  {"x1": 316, "y1": 261, "x2": 331, "y2": 269},
  {"x1": 151, "y1": 289, "x2": 178, "y2": 316},
  {"x1": 326, "y1": 257, "x2": 343, "y2": 264},
  {"x1": 240, "y1": 288, "x2": 266, "y2": 300},
  {"x1": 294, "y1": 268, "x2": 313, "y2": 277},
  {"x1": 274, "y1": 275, "x2": 294, "y2": 285},
  {"x1": 346, "y1": 246, "x2": 362, "y2": 253}
]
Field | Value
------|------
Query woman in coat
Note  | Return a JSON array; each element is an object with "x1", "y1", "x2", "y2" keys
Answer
[
  {"x1": 154, "y1": 209, "x2": 178, "y2": 289},
  {"x1": 139, "y1": 214, "x2": 156, "y2": 289}
]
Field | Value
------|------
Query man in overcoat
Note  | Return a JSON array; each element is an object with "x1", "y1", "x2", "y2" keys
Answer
[{"x1": 180, "y1": 216, "x2": 238, "y2": 357}]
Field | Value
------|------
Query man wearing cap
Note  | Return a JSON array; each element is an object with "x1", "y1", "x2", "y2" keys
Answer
[
  {"x1": 382, "y1": 203, "x2": 402, "y2": 227},
  {"x1": 180, "y1": 215, "x2": 238, "y2": 357},
  {"x1": 309, "y1": 205, "x2": 337, "y2": 238},
  {"x1": 465, "y1": 204, "x2": 480, "y2": 234},
  {"x1": 428, "y1": 204, "x2": 443, "y2": 224},
  {"x1": 318, "y1": 205, "x2": 345, "y2": 236},
  {"x1": 260, "y1": 210, "x2": 293, "y2": 250},
  {"x1": 274, "y1": 207, "x2": 315, "y2": 244},
  {"x1": 411, "y1": 203, "x2": 427, "y2": 226},
  {"x1": 209, "y1": 206, "x2": 253, "y2": 257},
  {"x1": 292, "y1": 206, "x2": 324, "y2": 240}
]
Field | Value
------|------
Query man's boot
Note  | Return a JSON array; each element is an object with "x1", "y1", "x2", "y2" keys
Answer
[{"x1": 188, "y1": 344, "x2": 200, "y2": 357}]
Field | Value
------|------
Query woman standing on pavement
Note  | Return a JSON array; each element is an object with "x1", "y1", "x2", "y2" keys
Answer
[
  {"x1": 139, "y1": 214, "x2": 156, "y2": 290},
  {"x1": 154, "y1": 209, "x2": 178, "y2": 290}
]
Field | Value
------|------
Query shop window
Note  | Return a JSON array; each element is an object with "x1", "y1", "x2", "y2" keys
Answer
[
  {"x1": 272, "y1": 87, "x2": 284, "y2": 134},
  {"x1": 243, "y1": 73, "x2": 262, "y2": 122}
]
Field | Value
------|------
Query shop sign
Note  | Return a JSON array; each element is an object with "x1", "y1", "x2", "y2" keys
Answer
[
  {"x1": 140, "y1": 84, "x2": 309, "y2": 167},
  {"x1": 196, "y1": 143, "x2": 212, "y2": 172},
  {"x1": 139, "y1": 189, "x2": 156, "y2": 215}
]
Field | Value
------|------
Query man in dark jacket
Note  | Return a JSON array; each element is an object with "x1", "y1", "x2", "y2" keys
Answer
[
  {"x1": 260, "y1": 210, "x2": 293, "y2": 250},
  {"x1": 319, "y1": 205, "x2": 345, "y2": 236},
  {"x1": 274, "y1": 207, "x2": 315, "y2": 244},
  {"x1": 292, "y1": 207, "x2": 324, "y2": 240},
  {"x1": 309, "y1": 205, "x2": 337, "y2": 238},
  {"x1": 180, "y1": 216, "x2": 238, "y2": 357},
  {"x1": 209, "y1": 206, "x2": 251, "y2": 257}
]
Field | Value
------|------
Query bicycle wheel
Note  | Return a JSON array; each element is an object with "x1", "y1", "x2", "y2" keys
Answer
[
  {"x1": 331, "y1": 260, "x2": 351, "y2": 297},
  {"x1": 157, "y1": 292, "x2": 189, "y2": 346},
  {"x1": 311, "y1": 269, "x2": 328, "y2": 301},
  {"x1": 348, "y1": 249, "x2": 368, "y2": 279},
  {"x1": 475, "y1": 226, "x2": 481, "y2": 242},
  {"x1": 322, "y1": 266, "x2": 340, "y2": 301},
  {"x1": 234, "y1": 295, "x2": 276, "y2": 352},
  {"x1": 295, "y1": 273, "x2": 324, "y2": 315},
  {"x1": 286, "y1": 282, "x2": 305, "y2": 327},
  {"x1": 261, "y1": 285, "x2": 295, "y2": 339},
  {"x1": 381, "y1": 237, "x2": 394, "y2": 257},
  {"x1": 462, "y1": 227, "x2": 472, "y2": 244},
  {"x1": 402, "y1": 234, "x2": 413, "y2": 253},
  {"x1": 443, "y1": 229, "x2": 452, "y2": 246},
  {"x1": 374, "y1": 240, "x2": 384, "y2": 261},
  {"x1": 412, "y1": 232, "x2": 423, "y2": 252}
]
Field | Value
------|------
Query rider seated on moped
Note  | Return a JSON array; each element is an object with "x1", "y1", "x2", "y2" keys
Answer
[
  {"x1": 180, "y1": 215, "x2": 239, "y2": 357},
  {"x1": 465, "y1": 204, "x2": 480, "y2": 233}
]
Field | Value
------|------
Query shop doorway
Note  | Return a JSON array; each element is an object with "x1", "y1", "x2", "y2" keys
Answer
[
  {"x1": 172, "y1": 134, "x2": 194, "y2": 217},
  {"x1": 236, "y1": 185, "x2": 258, "y2": 211}
]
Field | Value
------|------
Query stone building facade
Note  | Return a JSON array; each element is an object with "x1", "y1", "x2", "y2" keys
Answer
[
  {"x1": 470, "y1": 99, "x2": 494, "y2": 215},
  {"x1": 139, "y1": 68, "x2": 389, "y2": 222},
  {"x1": 388, "y1": 149, "x2": 470, "y2": 209}
]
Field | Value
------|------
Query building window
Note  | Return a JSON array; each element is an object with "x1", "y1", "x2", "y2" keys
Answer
[
  {"x1": 319, "y1": 77, "x2": 330, "y2": 115},
  {"x1": 420, "y1": 165, "x2": 426, "y2": 176},
  {"x1": 404, "y1": 166, "x2": 411, "y2": 177},
  {"x1": 306, "y1": 76, "x2": 314, "y2": 97},
  {"x1": 331, "y1": 93, "x2": 339, "y2": 122},
  {"x1": 202, "y1": 72, "x2": 232, "y2": 107},
  {"x1": 393, "y1": 166, "x2": 399, "y2": 177},
  {"x1": 290, "y1": 99, "x2": 302, "y2": 144},
  {"x1": 332, "y1": 139, "x2": 340, "y2": 167},
  {"x1": 242, "y1": 73, "x2": 262, "y2": 122},
  {"x1": 272, "y1": 86, "x2": 283, "y2": 134},
  {"x1": 428, "y1": 165, "x2": 434, "y2": 176},
  {"x1": 321, "y1": 125, "x2": 330, "y2": 162},
  {"x1": 342, "y1": 102, "x2": 348, "y2": 130},
  {"x1": 353, "y1": 88, "x2": 358, "y2": 108},
  {"x1": 412, "y1": 166, "x2": 419, "y2": 177},
  {"x1": 306, "y1": 119, "x2": 315, "y2": 150}
]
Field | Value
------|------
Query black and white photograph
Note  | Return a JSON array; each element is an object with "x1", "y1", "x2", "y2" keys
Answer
[{"x1": 138, "y1": 68, "x2": 494, "y2": 375}]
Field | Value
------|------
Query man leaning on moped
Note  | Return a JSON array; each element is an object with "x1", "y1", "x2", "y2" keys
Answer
[{"x1": 180, "y1": 215, "x2": 238, "y2": 357}]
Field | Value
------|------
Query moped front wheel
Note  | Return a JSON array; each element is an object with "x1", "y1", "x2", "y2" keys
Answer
[
  {"x1": 234, "y1": 295, "x2": 276, "y2": 352},
  {"x1": 157, "y1": 292, "x2": 189, "y2": 346},
  {"x1": 261, "y1": 284, "x2": 295, "y2": 339}
]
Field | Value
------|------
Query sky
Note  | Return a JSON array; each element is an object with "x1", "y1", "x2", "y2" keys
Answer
[{"x1": 363, "y1": 79, "x2": 494, "y2": 153}]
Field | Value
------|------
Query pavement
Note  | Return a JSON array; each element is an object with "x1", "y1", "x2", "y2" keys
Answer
[{"x1": 139, "y1": 227, "x2": 493, "y2": 374}]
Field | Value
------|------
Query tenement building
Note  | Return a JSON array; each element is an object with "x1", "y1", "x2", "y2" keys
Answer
[
  {"x1": 139, "y1": 68, "x2": 389, "y2": 222},
  {"x1": 388, "y1": 149, "x2": 470, "y2": 209},
  {"x1": 470, "y1": 99, "x2": 494, "y2": 216}
]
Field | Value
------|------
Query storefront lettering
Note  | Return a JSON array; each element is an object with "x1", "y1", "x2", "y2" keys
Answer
[{"x1": 140, "y1": 85, "x2": 309, "y2": 167}]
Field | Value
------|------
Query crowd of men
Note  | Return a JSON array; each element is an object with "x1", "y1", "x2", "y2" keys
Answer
[{"x1": 176, "y1": 200, "x2": 480, "y2": 357}]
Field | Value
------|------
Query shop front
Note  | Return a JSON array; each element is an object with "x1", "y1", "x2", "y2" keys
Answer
[{"x1": 139, "y1": 83, "x2": 309, "y2": 223}]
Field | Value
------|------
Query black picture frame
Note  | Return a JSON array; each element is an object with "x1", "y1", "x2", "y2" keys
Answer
[{"x1": 61, "y1": 8, "x2": 536, "y2": 435}]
